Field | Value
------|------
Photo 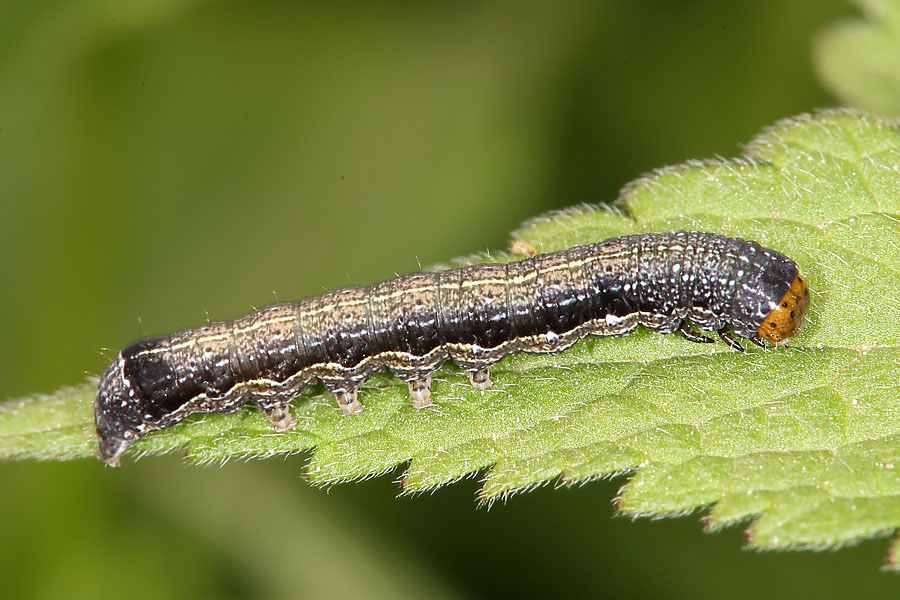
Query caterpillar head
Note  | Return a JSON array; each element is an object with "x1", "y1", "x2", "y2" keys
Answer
[
  {"x1": 758, "y1": 273, "x2": 810, "y2": 343},
  {"x1": 94, "y1": 356, "x2": 143, "y2": 467}
]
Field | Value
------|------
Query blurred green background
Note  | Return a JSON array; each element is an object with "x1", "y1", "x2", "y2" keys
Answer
[{"x1": 2, "y1": 1, "x2": 895, "y2": 598}]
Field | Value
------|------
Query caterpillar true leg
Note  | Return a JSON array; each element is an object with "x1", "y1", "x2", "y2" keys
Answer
[
  {"x1": 677, "y1": 321, "x2": 715, "y2": 344},
  {"x1": 716, "y1": 326, "x2": 745, "y2": 352}
]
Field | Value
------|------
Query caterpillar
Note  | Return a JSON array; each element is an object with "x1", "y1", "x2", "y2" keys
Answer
[{"x1": 94, "y1": 231, "x2": 809, "y2": 466}]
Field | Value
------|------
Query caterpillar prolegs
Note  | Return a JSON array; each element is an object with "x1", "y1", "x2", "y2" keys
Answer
[{"x1": 94, "y1": 231, "x2": 810, "y2": 466}]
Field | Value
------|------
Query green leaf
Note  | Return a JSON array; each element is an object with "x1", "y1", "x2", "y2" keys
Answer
[
  {"x1": 3, "y1": 109, "x2": 900, "y2": 567},
  {"x1": 815, "y1": 0, "x2": 900, "y2": 117}
]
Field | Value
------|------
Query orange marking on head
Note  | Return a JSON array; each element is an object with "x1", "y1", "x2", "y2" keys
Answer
[{"x1": 758, "y1": 274, "x2": 810, "y2": 343}]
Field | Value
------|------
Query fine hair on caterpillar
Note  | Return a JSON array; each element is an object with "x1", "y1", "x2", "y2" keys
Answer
[{"x1": 94, "y1": 231, "x2": 810, "y2": 466}]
